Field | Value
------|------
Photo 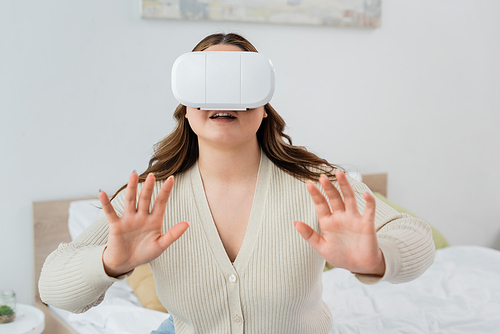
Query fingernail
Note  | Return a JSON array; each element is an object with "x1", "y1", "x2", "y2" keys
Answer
[
  {"x1": 149, "y1": 172, "x2": 155, "y2": 177},
  {"x1": 99, "y1": 189, "x2": 102, "y2": 193},
  {"x1": 132, "y1": 170, "x2": 137, "y2": 174},
  {"x1": 320, "y1": 174, "x2": 326, "y2": 178}
]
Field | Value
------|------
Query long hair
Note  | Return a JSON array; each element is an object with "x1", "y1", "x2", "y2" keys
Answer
[{"x1": 112, "y1": 33, "x2": 340, "y2": 199}]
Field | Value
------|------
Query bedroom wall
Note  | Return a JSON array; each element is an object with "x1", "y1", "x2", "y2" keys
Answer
[{"x1": 1, "y1": 0, "x2": 499, "y2": 305}]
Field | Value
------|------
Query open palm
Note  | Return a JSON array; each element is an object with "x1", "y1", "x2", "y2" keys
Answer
[
  {"x1": 294, "y1": 170, "x2": 385, "y2": 276},
  {"x1": 99, "y1": 173, "x2": 189, "y2": 277}
]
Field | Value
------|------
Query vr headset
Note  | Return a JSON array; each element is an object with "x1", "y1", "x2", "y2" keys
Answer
[{"x1": 171, "y1": 51, "x2": 275, "y2": 111}]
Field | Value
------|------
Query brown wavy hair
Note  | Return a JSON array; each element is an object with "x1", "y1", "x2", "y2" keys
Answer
[{"x1": 112, "y1": 33, "x2": 341, "y2": 199}]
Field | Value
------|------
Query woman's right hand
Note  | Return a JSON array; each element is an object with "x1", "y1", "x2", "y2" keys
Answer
[{"x1": 99, "y1": 172, "x2": 189, "y2": 277}]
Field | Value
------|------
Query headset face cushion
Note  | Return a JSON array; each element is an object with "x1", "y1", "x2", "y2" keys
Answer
[{"x1": 171, "y1": 51, "x2": 275, "y2": 110}]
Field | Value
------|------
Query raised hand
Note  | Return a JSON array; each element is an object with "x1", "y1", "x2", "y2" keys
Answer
[
  {"x1": 294, "y1": 170, "x2": 385, "y2": 276},
  {"x1": 99, "y1": 172, "x2": 189, "y2": 277}
]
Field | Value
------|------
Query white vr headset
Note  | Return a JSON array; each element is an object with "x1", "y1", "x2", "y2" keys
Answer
[{"x1": 171, "y1": 51, "x2": 275, "y2": 111}]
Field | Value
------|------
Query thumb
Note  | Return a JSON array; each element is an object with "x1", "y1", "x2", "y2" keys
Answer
[
  {"x1": 294, "y1": 221, "x2": 322, "y2": 250},
  {"x1": 158, "y1": 221, "x2": 190, "y2": 250}
]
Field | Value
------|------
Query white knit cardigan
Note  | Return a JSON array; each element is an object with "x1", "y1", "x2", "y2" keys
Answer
[{"x1": 39, "y1": 153, "x2": 435, "y2": 334}]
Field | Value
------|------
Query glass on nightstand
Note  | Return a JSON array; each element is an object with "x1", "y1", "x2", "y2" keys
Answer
[{"x1": 0, "y1": 290, "x2": 16, "y2": 323}]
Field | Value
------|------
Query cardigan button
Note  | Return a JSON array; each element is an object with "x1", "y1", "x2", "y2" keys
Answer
[{"x1": 229, "y1": 274, "x2": 237, "y2": 283}]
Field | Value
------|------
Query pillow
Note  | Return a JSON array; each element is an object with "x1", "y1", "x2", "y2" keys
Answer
[
  {"x1": 372, "y1": 192, "x2": 450, "y2": 249},
  {"x1": 68, "y1": 199, "x2": 102, "y2": 240},
  {"x1": 126, "y1": 264, "x2": 168, "y2": 313}
]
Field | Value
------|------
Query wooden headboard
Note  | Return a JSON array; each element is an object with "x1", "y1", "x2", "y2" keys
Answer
[
  {"x1": 32, "y1": 173, "x2": 387, "y2": 334},
  {"x1": 33, "y1": 198, "x2": 85, "y2": 334},
  {"x1": 362, "y1": 173, "x2": 387, "y2": 198}
]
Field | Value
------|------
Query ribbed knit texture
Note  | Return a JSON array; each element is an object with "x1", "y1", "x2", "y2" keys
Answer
[{"x1": 39, "y1": 153, "x2": 435, "y2": 333}]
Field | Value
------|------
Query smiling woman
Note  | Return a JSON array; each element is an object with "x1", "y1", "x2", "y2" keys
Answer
[{"x1": 39, "y1": 33, "x2": 435, "y2": 334}]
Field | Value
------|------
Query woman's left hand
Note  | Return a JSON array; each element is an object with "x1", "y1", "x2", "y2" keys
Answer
[{"x1": 294, "y1": 170, "x2": 386, "y2": 276}]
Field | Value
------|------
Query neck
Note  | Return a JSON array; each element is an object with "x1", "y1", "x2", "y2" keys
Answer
[{"x1": 198, "y1": 139, "x2": 261, "y2": 183}]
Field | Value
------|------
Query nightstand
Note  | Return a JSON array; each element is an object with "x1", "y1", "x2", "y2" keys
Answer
[{"x1": 0, "y1": 304, "x2": 45, "y2": 334}]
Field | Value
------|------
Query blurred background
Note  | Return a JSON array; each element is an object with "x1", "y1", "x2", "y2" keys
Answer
[{"x1": 1, "y1": 0, "x2": 499, "y2": 305}]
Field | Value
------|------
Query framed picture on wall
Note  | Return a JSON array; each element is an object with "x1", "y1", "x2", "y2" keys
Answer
[{"x1": 141, "y1": 0, "x2": 381, "y2": 28}]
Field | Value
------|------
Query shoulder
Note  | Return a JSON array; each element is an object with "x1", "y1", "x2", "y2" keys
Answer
[
  {"x1": 269, "y1": 163, "x2": 312, "y2": 199},
  {"x1": 133, "y1": 169, "x2": 193, "y2": 192}
]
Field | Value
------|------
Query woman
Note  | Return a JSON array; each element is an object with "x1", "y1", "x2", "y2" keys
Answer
[{"x1": 39, "y1": 33, "x2": 435, "y2": 334}]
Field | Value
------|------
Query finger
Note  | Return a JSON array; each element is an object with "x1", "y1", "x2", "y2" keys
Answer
[
  {"x1": 151, "y1": 176, "x2": 175, "y2": 219},
  {"x1": 319, "y1": 175, "x2": 345, "y2": 212},
  {"x1": 362, "y1": 192, "x2": 376, "y2": 223},
  {"x1": 158, "y1": 221, "x2": 190, "y2": 250},
  {"x1": 294, "y1": 221, "x2": 323, "y2": 251},
  {"x1": 98, "y1": 190, "x2": 119, "y2": 223},
  {"x1": 124, "y1": 172, "x2": 139, "y2": 214},
  {"x1": 306, "y1": 181, "x2": 333, "y2": 220},
  {"x1": 335, "y1": 170, "x2": 358, "y2": 213},
  {"x1": 137, "y1": 173, "x2": 155, "y2": 213}
]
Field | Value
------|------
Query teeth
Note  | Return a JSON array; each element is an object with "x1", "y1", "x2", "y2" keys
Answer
[{"x1": 211, "y1": 113, "x2": 234, "y2": 119}]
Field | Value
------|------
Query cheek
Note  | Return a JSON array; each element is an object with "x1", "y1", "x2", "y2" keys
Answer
[
  {"x1": 248, "y1": 116, "x2": 265, "y2": 133},
  {"x1": 184, "y1": 108, "x2": 202, "y2": 135},
  {"x1": 186, "y1": 117, "x2": 201, "y2": 136}
]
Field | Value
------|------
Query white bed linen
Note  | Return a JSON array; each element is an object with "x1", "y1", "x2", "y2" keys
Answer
[
  {"x1": 50, "y1": 245, "x2": 500, "y2": 334},
  {"x1": 49, "y1": 280, "x2": 169, "y2": 334},
  {"x1": 324, "y1": 245, "x2": 500, "y2": 333}
]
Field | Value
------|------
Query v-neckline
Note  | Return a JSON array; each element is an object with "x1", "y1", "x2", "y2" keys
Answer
[{"x1": 189, "y1": 151, "x2": 272, "y2": 274}]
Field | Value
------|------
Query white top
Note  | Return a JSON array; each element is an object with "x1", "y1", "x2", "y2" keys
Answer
[
  {"x1": 39, "y1": 153, "x2": 435, "y2": 334},
  {"x1": 0, "y1": 304, "x2": 45, "y2": 334}
]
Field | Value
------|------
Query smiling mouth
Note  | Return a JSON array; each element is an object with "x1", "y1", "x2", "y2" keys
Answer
[{"x1": 209, "y1": 112, "x2": 236, "y2": 119}]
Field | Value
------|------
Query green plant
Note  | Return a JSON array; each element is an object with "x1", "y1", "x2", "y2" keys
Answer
[{"x1": 0, "y1": 305, "x2": 14, "y2": 316}]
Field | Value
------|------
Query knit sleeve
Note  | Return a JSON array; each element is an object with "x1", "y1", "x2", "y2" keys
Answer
[
  {"x1": 346, "y1": 177, "x2": 435, "y2": 285},
  {"x1": 38, "y1": 189, "x2": 132, "y2": 313}
]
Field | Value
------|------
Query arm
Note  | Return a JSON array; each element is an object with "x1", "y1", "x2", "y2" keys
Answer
[
  {"x1": 294, "y1": 171, "x2": 435, "y2": 285},
  {"x1": 38, "y1": 192, "x2": 126, "y2": 313},
  {"x1": 39, "y1": 173, "x2": 189, "y2": 313},
  {"x1": 350, "y1": 178, "x2": 435, "y2": 284}
]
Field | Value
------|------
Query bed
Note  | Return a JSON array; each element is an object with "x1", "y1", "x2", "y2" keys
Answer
[{"x1": 33, "y1": 173, "x2": 500, "y2": 334}]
